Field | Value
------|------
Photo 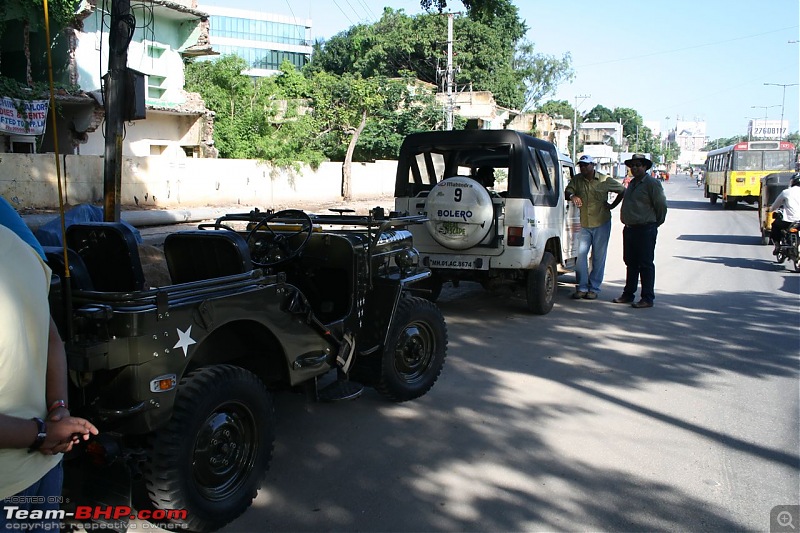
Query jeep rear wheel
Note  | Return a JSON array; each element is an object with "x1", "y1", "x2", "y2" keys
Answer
[
  {"x1": 376, "y1": 297, "x2": 447, "y2": 402},
  {"x1": 526, "y1": 251, "x2": 556, "y2": 314},
  {"x1": 143, "y1": 365, "x2": 274, "y2": 532}
]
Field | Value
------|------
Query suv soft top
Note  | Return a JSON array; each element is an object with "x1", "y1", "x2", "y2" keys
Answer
[{"x1": 395, "y1": 129, "x2": 560, "y2": 199}]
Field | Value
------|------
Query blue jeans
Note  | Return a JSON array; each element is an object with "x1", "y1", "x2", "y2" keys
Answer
[
  {"x1": 621, "y1": 223, "x2": 658, "y2": 303},
  {"x1": 0, "y1": 462, "x2": 63, "y2": 532},
  {"x1": 575, "y1": 220, "x2": 612, "y2": 293}
]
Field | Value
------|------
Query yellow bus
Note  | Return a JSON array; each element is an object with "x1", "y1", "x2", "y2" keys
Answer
[{"x1": 704, "y1": 140, "x2": 796, "y2": 209}]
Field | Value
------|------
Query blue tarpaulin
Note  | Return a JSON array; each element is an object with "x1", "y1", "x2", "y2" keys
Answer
[{"x1": 35, "y1": 204, "x2": 142, "y2": 247}]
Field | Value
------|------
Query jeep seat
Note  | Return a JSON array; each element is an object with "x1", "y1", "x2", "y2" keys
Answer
[
  {"x1": 66, "y1": 222, "x2": 145, "y2": 292},
  {"x1": 164, "y1": 230, "x2": 253, "y2": 284},
  {"x1": 43, "y1": 246, "x2": 95, "y2": 291}
]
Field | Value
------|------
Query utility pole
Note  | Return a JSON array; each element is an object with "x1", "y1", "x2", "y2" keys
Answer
[
  {"x1": 751, "y1": 105, "x2": 780, "y2": 139},
  {"x1": 764, "y1": 82, "x2": 798, "y2": 140},
  {"x1": 572, "y1": 94, "x2": 590, "y2": 162},
  {"x1": 445, "y1": 13, "x2": 455, "y2": 131},
  {"x1": 103, "y1": 0, "x2": 132, "y2": 222}
]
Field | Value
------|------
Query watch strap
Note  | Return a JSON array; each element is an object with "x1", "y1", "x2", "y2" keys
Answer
[{"x1": 28, "y1": 417, "x2": 46, "y2": 453}]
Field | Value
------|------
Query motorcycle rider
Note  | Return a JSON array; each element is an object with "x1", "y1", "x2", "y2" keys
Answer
[{"x1": 770, "y1": 174, "x2": 800, "y2": 255}]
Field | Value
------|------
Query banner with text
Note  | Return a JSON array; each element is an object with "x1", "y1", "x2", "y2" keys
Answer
[
  {"x1": 0, "y1": 97, "x2": 49, "y2": 136},
  {"x1": 748, "y1": 119, "x2": 789, "y2": 140}
]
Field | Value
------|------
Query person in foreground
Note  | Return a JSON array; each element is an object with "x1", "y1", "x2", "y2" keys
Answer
[
  {"x1": 0, "y1": 224, "x2": 98, "y2": 531},
  {"x1": 769, "y1": 174, "x2": 800, "y2": 255},
  {"x1": 565, "y1": 154, "x2": 625, "y2": 300},
  {"x1": 612, "y1": 154, "x2": 668, "y2": 309}
]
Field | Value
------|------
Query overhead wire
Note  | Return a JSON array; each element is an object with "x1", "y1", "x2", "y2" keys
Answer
[
  {"x1": 331, "y1": 0, "x2": 355, "y2": 27},
  {"x1": 578, "y1": 25, "x2": 798, "y2": 68}
]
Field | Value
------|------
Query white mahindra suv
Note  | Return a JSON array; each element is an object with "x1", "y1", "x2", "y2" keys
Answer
[{"x1": 394, "y1": 129, "x2": 580, "y2": 314}]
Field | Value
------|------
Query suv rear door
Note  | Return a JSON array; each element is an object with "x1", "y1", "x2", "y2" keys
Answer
[{"x1": 560, "y1": 158, "x2": 580, "y2": 264}]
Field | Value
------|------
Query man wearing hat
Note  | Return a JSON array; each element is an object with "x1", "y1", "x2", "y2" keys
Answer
[
  {"x1": 613, "y1": 154, "x2": 668, "y2": 308},
  {"x1": 565, "y1": 154, "x2": 625, "y2": 300}
]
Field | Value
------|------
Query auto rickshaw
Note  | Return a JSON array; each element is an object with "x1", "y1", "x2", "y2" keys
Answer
[{"x1": 759, "y1": 172, "x2": 795, "y2": 244}]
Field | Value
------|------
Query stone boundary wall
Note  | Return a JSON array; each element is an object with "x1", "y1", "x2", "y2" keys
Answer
[{"x1": 0, "y1": 154, "x2": 398, "y2": 210}]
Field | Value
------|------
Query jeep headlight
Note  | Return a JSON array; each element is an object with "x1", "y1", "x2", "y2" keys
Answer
[{"x1": 395, "y1": 248, "x2": 419, "y2": 268}]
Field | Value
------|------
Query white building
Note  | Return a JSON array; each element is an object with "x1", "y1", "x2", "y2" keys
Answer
[
  {"x1": 674, "y1": 119, "x2": 708, "y2": 166},
  {"x1": 69, "y1": 0, "x2": 216, "y2": 158},
  {"x1": 199, "y1": 6, "x2": 312, "y2": 77}
]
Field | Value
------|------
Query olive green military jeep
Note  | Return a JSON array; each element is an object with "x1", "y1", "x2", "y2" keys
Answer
[{"x1": 50, "y1": 208, "x2": 447, "y2": 532}]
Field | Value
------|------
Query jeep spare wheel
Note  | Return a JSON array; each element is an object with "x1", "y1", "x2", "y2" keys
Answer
[{"x1": 424, "y1": 177, "x2": 494, "y2": 250}]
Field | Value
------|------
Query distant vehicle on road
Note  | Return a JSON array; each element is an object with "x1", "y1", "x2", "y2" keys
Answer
[
  {"x1": 758, "y1": 172, "x2": 796, "y2": 244},
  {"x1": 705, "y1": 141, "x2": 796, "y2": 209}
]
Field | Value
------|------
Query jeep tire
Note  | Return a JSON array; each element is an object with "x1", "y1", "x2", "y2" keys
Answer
[
  {"x1": 526, "y1": 251, "x2": 557, "y2": 315},
  {"x1": 143, "y1": 365, "x2": 275, "y2": 532},
  {"x1": 375, "y1": 296, "x2": 447, "y2": 402}
]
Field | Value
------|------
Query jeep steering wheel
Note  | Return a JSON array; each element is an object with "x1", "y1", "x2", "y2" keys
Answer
[{"x1": 246, "y1": 209, "x2": 314, "y2": 267}]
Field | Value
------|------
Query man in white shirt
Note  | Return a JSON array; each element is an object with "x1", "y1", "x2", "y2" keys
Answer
[{"x1": 0, "y1": 225, "x2": 98, "y2": 530}]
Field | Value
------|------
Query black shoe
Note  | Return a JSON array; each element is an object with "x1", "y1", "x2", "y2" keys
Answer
[
  {"x1": 612, "y1": 295, "x2": 634, "y2": 304},
  {"x1": 572, "y1": 291, "x2": 587, "y2": 299},
  {"x1": 631, "y1": 300, "x2": 653, "y2": 308}
]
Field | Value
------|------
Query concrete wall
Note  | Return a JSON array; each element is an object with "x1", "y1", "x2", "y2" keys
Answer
[{"x1": 0, "y1": 154, "x2": 398, "y2": 209}]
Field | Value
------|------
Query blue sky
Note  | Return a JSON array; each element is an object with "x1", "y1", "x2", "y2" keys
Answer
[{"x1": 199, "y1": 0, "x2": 800, "y2": 141}]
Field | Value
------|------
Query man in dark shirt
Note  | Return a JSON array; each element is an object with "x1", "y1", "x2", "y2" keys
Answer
[{"x1": 612, "y1": 154, "x2": 667, "y2": 308}]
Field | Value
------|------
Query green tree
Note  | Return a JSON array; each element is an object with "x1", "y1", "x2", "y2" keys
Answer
[
  {"x1": 514, "y1": 42, "x2": 573, "y2": 111},
  {"x1": 185, "y1": 56, "x2": 324, "y2": 169},
  {"x1": 420, "y1": 0, "x2": 509, "y2": 18},
  {"x1": 0, "y1": 0, "x2": 79, "y2": 89},
  {"x1": 536, "y1": 100, "x2": 575, "y2": 120},
  {"x1": 308, "y1": 72, "x2": 388, "y2": 199},
  {"x1": 584, "y1": 105, "x2": 614, "y2": 123},
  {"x1": 354, "y1": 74, "x2": 445, "y2": 161},
  {"x1": 307, "y1": 3, "x2": 569, "y2": 112}
]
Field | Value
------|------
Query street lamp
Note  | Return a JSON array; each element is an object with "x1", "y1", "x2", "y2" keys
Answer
[
  {"x1": 572, "y1": 94, "x2": 590, "y2": 162},
  {"x1": 750, "y1": 105, "x2": 780, "y2": 139},
  {"x1": 744, "y1": 116, "x2": 761, "y2": 141},
  {"x1": 764, "y1": 83, "x2": 799, "y2": 140}
]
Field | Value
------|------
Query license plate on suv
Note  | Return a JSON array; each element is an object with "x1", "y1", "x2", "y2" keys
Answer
[{"x1": 423, "y1": 254, "x2": 490, "y2": 270}]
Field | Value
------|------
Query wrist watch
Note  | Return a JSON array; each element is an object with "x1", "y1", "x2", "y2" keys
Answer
[{"x1": 28, "y1": 417, "x2": 46, "y2": 453}]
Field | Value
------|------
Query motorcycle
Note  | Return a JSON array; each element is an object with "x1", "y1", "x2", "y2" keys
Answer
[{"x1": 773, "y1": 212, "x2": 800, "y2": 272}]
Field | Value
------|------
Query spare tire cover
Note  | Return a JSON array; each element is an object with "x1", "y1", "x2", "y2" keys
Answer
[{"x1": 425, "y1": 177, "x2": 494, "y2": 250}]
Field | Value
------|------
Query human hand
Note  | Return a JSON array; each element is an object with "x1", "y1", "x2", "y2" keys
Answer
[
  {"x1": 572, "y1": 196, "x2": 582, "y2": 208},
  {"x1": 39, "y1": 416, "x2": 98, "y2": 455}
]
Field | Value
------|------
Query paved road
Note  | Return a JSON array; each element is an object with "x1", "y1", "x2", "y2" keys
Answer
[{"x1": 171, "y1": 175, "x2": 800, "y2": 532}]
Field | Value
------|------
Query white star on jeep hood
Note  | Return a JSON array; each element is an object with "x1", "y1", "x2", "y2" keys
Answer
[{"x1": 173, "y1": 326, "x2": 196, "y2": 357}]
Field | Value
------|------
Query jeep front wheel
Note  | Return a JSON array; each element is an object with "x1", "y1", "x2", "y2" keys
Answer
[
  {"x1": 526, "y1": 251, "x2": 557, "y2": 314},
  {"x1": 143, "y1": 365, "x2": 275, "y2": 532},
  {"x1": 376, "y1": 297, "x2": 447, "y2": 402}
]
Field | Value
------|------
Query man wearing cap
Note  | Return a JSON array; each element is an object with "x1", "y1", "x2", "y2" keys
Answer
[
  {"x1": 612, "y1": 154, "x2": 668, "y2": 308},
  {"x1": 565, "y1": 154, "x2": 625, "y2": 300}
]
